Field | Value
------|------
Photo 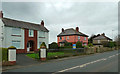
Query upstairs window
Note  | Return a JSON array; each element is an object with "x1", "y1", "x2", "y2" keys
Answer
[
  {"x1": 78, "y1": 36, "x2": 80, "y2": 40},
  {"x1": 60, "y1": 37, "x2": 62, "y2": 40},
  {"x1": 29, "y1": 29, "x2": 34, "y2": 37},
  {"x1": 84, "y1": 37, "x2": 86, "y2": 40},
  {"x1": 98, "y1": 40, "x2": 100, "y2": 43},
  {"x1": 12, "y1": 28, "x2": 21, "y2": 35},
  {"x1": 64, "y1": 36, "x2": 66, "y2": 40},
  {"x1": 67, "y1": 36, "x2": 69, "y2": 40},
  {"x1": 39, "y1": 31, "x2": 45, "y2": 37}
]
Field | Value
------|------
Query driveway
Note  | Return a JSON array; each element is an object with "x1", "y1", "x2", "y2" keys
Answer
[{"x1": 2, "y1": 54, "x2": 40, "y2": 71}]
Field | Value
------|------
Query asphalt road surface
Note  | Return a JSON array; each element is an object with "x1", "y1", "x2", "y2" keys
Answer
[{"x1": 3, "y1": 50, "x2": 119, "y2": 73}]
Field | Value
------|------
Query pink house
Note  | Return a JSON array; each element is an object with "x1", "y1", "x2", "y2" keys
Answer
[{"x1": 57, "y1": 27, "x2": 88, "y2": 46}]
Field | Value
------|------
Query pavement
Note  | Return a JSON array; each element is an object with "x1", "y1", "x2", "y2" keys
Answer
[{"x1": 2, "y1": 50, "x2": 119, "y2": 72}]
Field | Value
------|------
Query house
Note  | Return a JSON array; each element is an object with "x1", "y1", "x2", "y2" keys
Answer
[
  {"x1": 93, "y1": 33, "x2": 112, "y2": 47},
  {"x1": 0, "y1": 11, "x2": 49, "y2": 53},
  {"x1": 57, "y1": 27, "x2": 88, "y2": 46}
]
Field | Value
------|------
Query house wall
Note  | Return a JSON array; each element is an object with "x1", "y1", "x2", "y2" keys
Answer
[
  {"x1": 0, "y1": 19, "x2": 4, "y2": 47},
  {"x1": 3, "y1": 26, "x2": 24, "y2": 51},
  {"x1": 57, "y1": 35, "x2": 88, "y2": 46},
  {"x1": 93, "y1": 39, "x2": 109, "y2": 44},
  {"x1": 37, "y1": 31, "x2": 49, "y2": 49}
]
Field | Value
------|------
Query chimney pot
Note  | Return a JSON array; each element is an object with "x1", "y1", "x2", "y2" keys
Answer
[
  {"x1": 41, "y1": 20, "x2": 44, "y2": 26},
  {"x1": 76, "y1": 27, "x2": 79, "y2": 32},
  {"x1": 62, "y1": 28, "x2": 64, "y2": 32}
]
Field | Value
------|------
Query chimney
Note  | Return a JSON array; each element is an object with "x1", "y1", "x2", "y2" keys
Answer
[
  {"x1": 41, "y1": 20, "x2": 44, "y2": 26},
  {"x1": 102, "y1": 33, "x2": 105, "y2": 36},
  {"x1": 62, "y1": 28, "x2": 64, "y2": 32},
  {"x1": 76, "y1": 27, "x2": 79, "y2": 32},
  {"x1": 0, "y1": 11, "x2": 3, "y2": 18}
]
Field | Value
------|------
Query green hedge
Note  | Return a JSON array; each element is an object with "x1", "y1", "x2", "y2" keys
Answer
[{"x1": 1, "y1": 48, "x2": 8, "y2": 62}]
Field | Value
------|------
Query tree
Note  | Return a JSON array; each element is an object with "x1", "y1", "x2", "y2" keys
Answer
[
  {"x1": 49, "y1": 42, "x2": 58, "y2": 49},
  {"x1": 109, "y1": 41, "x2": 115, "y2": 48},
  {"x1": 76, "y1": 41, "x2": 82, "y2": 48},
  {"x1": 88, "y1": 34, "x2": 97, "y2": 44},
  {"x1": 88, "y1": 43, "x2": 93, "y2": 47}
]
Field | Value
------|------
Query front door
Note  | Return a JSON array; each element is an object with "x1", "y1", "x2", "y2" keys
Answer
[{"x1": 27, "y1": 40, "x2": 34, "y2": 52}]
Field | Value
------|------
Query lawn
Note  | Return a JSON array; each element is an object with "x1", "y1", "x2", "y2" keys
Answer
[{"x1": 26, "y1": 52, "x2": 65, "y2": 59}]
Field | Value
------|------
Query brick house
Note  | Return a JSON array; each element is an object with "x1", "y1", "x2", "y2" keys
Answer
[
  {"x1": 57, "y1": 27, "x2": 88, "y2": 46},
  {"x1": 0, "y1": 11, "x2": 49, "y2": 53},
  {"x1": 93, "y1": 33, "x2": 112, "y2": 47}
]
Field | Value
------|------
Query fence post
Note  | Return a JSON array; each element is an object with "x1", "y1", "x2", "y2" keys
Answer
[{"x1": 8, "y1": 46, "x2": 16, "y2": 65}]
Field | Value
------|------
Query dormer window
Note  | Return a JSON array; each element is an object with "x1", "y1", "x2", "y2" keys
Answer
[{"x1": 29, "y1": 29, "x2": 34, "y2": 37}]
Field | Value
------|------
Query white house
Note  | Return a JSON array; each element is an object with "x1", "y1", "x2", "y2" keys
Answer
[{"x1": 0, "y1": 11, "x2": 49, "y2": 53}]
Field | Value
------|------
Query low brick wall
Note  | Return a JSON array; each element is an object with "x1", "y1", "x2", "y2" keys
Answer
[{"x1": 16, "y1": 49, "x2": 26, "y2": 54}]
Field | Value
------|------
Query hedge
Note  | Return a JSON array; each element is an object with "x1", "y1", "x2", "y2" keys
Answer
[{"x1": 1, "y1": 48, "x2": 8, "y2": 62}]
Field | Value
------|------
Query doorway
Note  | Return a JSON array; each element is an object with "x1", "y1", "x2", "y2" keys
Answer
[{"x1": 27, "y1": 40, "x2": 34, "y2": 52}]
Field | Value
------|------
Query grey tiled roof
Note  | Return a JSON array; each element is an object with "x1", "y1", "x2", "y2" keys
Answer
[
  {"x1": 2, "y1": 18, "x2": 49, "y2": 32},
  {"x1": 57, "y1": 28, "x2": 88, "y2": 37},
  {"x1": 93, "y1": 35, "x2": 112, "y2": 40}
]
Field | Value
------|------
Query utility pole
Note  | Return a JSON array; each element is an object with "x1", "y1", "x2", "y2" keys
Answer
[{"x1": 112, "y1": 30, "x2": 114, "y2": 41}]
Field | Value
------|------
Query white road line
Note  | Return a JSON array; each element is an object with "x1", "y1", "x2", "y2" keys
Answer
[{"x1": 55, "y1": 53, "x2": 118, "y2": 73}]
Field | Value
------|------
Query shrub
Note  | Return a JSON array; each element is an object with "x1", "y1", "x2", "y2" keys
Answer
[
  {"x1": 40, "y1": 42, "x2": 47, "y2": 49},
  {"x1": 76, "y1": 41, "x2": 82, "y2": 48},
  {"x1": 49, "y1": 42, "x2": 58, "y2": 49},
  {"x1": 2, "y1": 48, "x2": 8, "y2": 62},
  {"x1": 88, "y1": 43, "x2": 93, "y2": 47},
  {"x1": 109, "y1": 41, "x2": 115, "y2": 48},
  {"x1": 8, "y1": 46, "x2": 16, "y2": 49}
]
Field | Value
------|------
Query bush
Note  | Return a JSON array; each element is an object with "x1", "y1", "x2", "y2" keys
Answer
[
  {"x1": 76, "y1": 41, "x2": 82, "y2": 48},
  {"x1": 8, "y1": 46, "x2": 16, "y2": 49},
  {"x1": 49, "y1": 42, "x2": 58, "y2": 49},
  {"x1": 88, "y1": 43, "x2": 93, "y2": 47},
  {"x1": 2, "y1": 48, "x2": 8, "y2": 62},
  {"x1": 40, "y1": 42, "x2": 47, "y2": 49},
  {"x1": 109, "y1": 41, "x2": 115, "y2": 48}
]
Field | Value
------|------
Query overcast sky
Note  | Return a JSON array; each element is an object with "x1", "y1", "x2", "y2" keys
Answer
[{"x1": 2, "y1": 2, "x2": 118, "y2": 44}]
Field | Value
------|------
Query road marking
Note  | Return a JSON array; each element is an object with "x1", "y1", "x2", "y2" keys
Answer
[{"x1": 53, "y1": 53, "x2": 118, "y2": 73}]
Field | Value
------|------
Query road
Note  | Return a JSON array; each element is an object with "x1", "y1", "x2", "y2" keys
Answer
[{"x1": 3, "y1": 50, "x2": 119, "y2": 73}]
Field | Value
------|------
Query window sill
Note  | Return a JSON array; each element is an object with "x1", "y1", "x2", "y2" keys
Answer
[
  {"x1": 11, "y1": 35, "x2": 21, "y2": 37},
  {"x1": 39, "y1": 37, "x2": 45, "y2": 38}
]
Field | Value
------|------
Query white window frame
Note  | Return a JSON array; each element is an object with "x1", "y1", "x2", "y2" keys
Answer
[
  {"x1": 98, "y1": 40, "x2": 100, "y2": 43},
  {"x1": 12, "y1": 28, "x2": 21, "y2": 35},
  {"x1": 29, "y1": 29, "x2": 34, "y2": 37},
  {"x1": 78, "y1": 36, "x2": 80, "y2": 40},
  {"x1": 67, "y1": 36, "x2": 69, "y2": 40},
  {"x1": 84, "y1": 37, "x2": 86, "y2": 40},
  {"x1": 12, "y1": 41, "x2": 21, "y2": 49}
]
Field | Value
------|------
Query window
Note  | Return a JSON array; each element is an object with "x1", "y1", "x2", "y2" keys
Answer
[
  {"x1": 98, "y1": 40, "x2": 100, "y2": 43},
  {"x1": 64, "y1": 36, "x2": 66, "y2": 40},
  {"x1": 39, "y1": 31, "x2": 45, "y2": 37},
  {"x1": 29, "y1": 30, "x2": 34, "y2": 37},
  {"x1": 67, "y1": 36, "x2": 69, "y2": 40},
  {"x1": 60, "y1": 37, "x2": 62, "y2": 40},
  {"x1": 12, "y1": 28, "x2": 21, "y2": 35},
  {"x1": 84, "y1": 37, "x2": 86, "y2": 40},
  {"x1": 78, "y1": 36, "x2": 80, "y2": 40},
  {"x1": 12, "y1": 41, "x2": 20, "y2": 48}
]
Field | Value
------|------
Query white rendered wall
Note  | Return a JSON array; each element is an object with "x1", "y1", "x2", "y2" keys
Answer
[
  {"x1": 3, "y1": 26, "x2": 24, "y2": 49},
  {"x1": 0, "y1": 19, "x2": 4, "y2": 48},
  {"x1": 37, "y1": 31, "x2": 49, "y2": 49}
]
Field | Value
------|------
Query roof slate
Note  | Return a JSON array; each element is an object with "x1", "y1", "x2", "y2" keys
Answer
[
  {"x1": 2, "y1": 18, "x2": 49, "y2": 32},
  {"x1": 93, "y1": 35, "x2": 112, "y2": 40},
  {"x1": 57, "y1": 28, "x2": 88, "y2": 37}
]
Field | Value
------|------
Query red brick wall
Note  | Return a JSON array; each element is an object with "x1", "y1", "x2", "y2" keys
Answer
[
  {"x1": 16, "y1": 49, "x2": 26, "y2": 54},
  {"x1": 57, "y1": 35, "x2": 88, "y2": 46},
  {"x1": 24, "y1": 29, "x2": 38, "y2": 53}
]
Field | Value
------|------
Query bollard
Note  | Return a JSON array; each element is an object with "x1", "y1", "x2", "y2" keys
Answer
[
  {"x1": 40, "y1": 48, "x2": 46, "y2": 61},
  {"x1": 8, "y1": 46, "x2": 16, "y2": 65}
]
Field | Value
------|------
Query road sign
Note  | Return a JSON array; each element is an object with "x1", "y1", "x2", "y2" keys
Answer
[{"x1": 73, "y1": 44, "x2": 76, "y2": 49}]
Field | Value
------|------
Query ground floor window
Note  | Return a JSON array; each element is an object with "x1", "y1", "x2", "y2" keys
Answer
[{"x1": 12, "y1": 41, "x2": 21, "y2": 48}]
